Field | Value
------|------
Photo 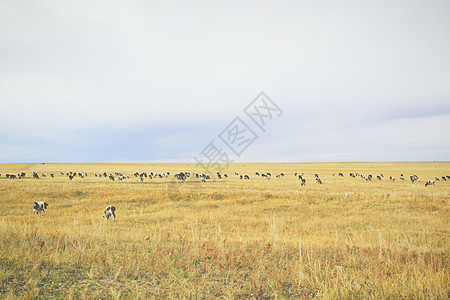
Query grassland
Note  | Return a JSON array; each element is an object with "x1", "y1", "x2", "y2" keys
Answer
[{"x1": 0, "y1": 162, "x2": 448, "y2": 299}]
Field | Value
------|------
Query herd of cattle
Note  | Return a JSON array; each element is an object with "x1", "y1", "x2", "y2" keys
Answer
[
  {"x1": 6, "y1": 170, "x2": 446, "y2": 221},
  {"x1": 1, "y1": 170, "x2": 448, "y2": 187}
]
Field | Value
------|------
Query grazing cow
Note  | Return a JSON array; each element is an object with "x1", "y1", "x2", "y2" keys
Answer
[
  {"x1": 244, "y1": 175, "x2": 250, "y2": 180},
  {"x1": 256, "y1": 172, "x2": 260, "y2": 176},
  {"x1": 301, "y1": 178, "x2": 306, "y2": 186},
  {"x1": 32, "y1": 172, "x2": 39, "y2": 179},
  {"x1": 224, "y1": 174, "x2": 228, "y2": 178},
  {"x1": 33, "y1": 201, "x2": 48, "y2": 215},
  {"x1": 50, "y1": 173, "x2": 54, "y2": 178},
  {"x1": 425, "y1": 180, "x2": 435, "y2": 187},
  {"x1": 435, "y1": 176, "x2": 440, "y2": 181},
  {"x1": 338, "y1": 173, "x2": 344, "y2": 177},
  {"x1": 377, "y1": 175, "x2": 382, "y2": 180},
  {"x1": 442, "y1": 176, "x2": 447, "y2": 181},
  {"x1": 103, "y1": 206, "x2": 116, "y2": 221},
  {"x1": 69, "y1": 175, "x2": 73, "y2": 180},
  {"x1": 410, "y1": 175, "x2": 418, "y2": 183}
]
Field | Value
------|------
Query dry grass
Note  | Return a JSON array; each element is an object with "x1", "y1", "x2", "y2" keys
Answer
[{"x1": 0, "y1": 162, "x2": 448, "y2": 299}]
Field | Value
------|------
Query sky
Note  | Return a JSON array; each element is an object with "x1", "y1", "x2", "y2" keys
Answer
[{"x1": 1, "y1": 0, "x2": 449, "y2": 163}]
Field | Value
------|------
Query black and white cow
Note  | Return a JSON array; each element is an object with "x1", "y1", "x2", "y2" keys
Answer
[
  {"x1": 33, "y1": 201, "x2": 48, "y2": 215},
  {"x1": 425, "y1": 180, "x2": 435, "y2": 187},
  {"x1": 103, "y1": 206, "x2": 116, "y2": 221}
]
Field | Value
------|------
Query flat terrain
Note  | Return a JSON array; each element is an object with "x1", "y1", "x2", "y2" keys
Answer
[{"x1": 0, "y1": 162, "x2": 449, "y2": 299}]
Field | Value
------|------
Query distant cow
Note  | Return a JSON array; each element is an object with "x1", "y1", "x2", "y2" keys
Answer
[
  {"x1": 301, "y1": 178, "x2": 306, "y2": 186},
  {"x1": 33, "y1": 201, "x2": 48, "y2": 215},
  {"x1": 425, "y1": 180, "x2": 435, "y2": 187},
  {"x1": 103, "y1": 206, "x2": 116, "y2": 221}
]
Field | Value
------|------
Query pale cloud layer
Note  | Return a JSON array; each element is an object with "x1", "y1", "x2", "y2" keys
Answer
[{"x1": 1, "y1": 0, "x2": 449, "y2": 162}]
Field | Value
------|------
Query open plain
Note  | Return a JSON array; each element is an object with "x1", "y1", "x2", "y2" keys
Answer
[{"x1": 0, "y1": 162, "x2": 448, "y2": 299}]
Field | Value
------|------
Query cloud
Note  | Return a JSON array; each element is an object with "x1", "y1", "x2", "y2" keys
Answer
[{"x1": 1, "y1": 0, "x2": 449, "y2": 162}]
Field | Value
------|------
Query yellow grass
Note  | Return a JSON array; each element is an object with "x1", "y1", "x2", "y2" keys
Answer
[{"x1": 0, "y1": 162, "x2": 449, "y2": 299}]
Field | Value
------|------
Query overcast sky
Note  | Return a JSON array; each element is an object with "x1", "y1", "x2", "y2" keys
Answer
[{"x1": 1, "y1": 0, "x2": 449, "y2": 163}]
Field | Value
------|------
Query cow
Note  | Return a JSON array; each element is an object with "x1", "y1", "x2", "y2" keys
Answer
[
  {"x1": 103, "y1": 206, "x2": 116, "y2": 221},
  {"x1": 50, "y1": 173, "x2": 54, "y2": 178},
  {"x1": 301, "y1": 178, "x2": 306, "y2": 186},
  {"x1": 377, "y1": 175, "x2": 382, "y2": 180},
  {"x1": 425, "y1": 180, "x2": 435, "y2": 187},
  {"x1": 410, "y1": 175, "x2": 418, "y2": 183},
  {"x1": 442, "y1": 176, "x2": 447, "y2": 181},
  {"x1": 33, "y1": 201, "x2": 48, "y2": 215}
]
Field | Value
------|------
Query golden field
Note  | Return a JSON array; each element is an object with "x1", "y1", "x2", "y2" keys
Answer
[{"x1": 0, "y1": 162, "x2": 448, "y2": 299}]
